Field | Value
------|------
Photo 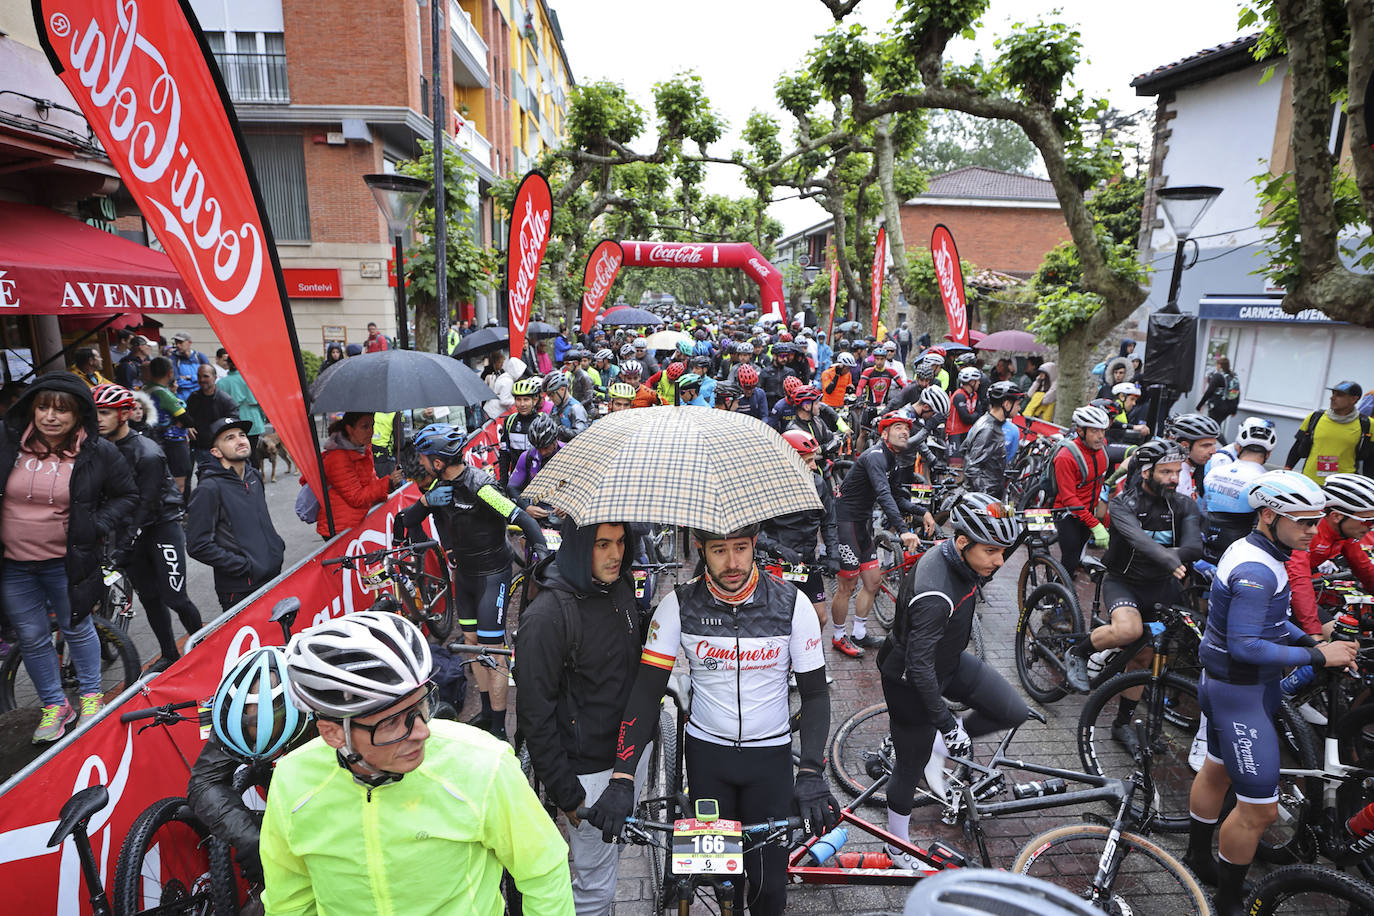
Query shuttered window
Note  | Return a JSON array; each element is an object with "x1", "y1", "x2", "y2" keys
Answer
[{"x1": 244, "y1": 134, "x2": 310, "y2": 242}]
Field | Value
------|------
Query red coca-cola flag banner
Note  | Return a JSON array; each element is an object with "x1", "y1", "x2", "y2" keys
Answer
[
  {"x1": 506, "y1": 171, "x2": 552, "y2": 361},
  {"x1": 931, "y1": 224, "x2": 969, "y2": 345},
  {"x1": 870, "y1": 227, "x2": 886, "y2": 338},
  {"x1": 31, "y1": 0, "x2": 324, "y2": 503},
  {"x1": 827, "y1": 246, "x2": 838, "y2": 339},
  {"x1": 580, "y1": 239, "x2": 623, "y2": 334}
]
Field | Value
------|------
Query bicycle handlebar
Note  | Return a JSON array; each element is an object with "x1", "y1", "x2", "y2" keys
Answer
[
  {"x1": 447, "y1": 643, "x2": 514, "y2": 657},
  {"x1": 120, "y1": 699, "x2": 199, "y2": 723},
  {"x1": 320, "y1": 539, "x2": 441, "y2": 568},
  {"x1": 573, "y1": 808, "x2": 803, "y2": 840}
]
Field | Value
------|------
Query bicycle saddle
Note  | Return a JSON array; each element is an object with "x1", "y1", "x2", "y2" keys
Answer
[
  {"x1": 270, "y1": 597, "x2": 302, "y2": 623},
  {"x1": 1080, "y1": 556, "x2": 1107, "y2": 576},
  {"x1": 48, "y1": 784, "x2": 108, "y2": 848}
]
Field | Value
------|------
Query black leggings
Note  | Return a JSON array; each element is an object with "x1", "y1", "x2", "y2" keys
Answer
[
  {"x1": 880, "y1": 653, "x2": 1028, "y2": 816},
  {"x1": 128, "y1": 519, "x2": 204, "y2": 660},
  {"x1": 684, "y1": 736, "x2": 793, "y2": 916},
  {"x1": 1055, "y1": 514, "x2": 1092, "y2": 577},
  {"x1": 453, "y1": 568, "x2": 510, "y2": 644}
]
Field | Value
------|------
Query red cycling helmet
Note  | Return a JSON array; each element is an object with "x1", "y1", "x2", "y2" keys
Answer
[
  {"x1": 91, "y1": 383, "x2": 135, "y2": 410},
  {"x1": 794, "y1": 385, "x2": 821, "y2": 404},
  {"x1": 783, "y1": 375, "x2": 804, "y2": 401},
  {"x1": 877, "y1": 411, "x2": 914, "y2": 433},
  {"x1": 778, "y1": 332, "x2": 793, "y2": 342},
  {"x1": 736, "y1": 364, "x2": 759, "y2": 387},
  {"x1": 666, "y1": 362, "x2": 686, "y2": 381},
  {"x1": 781, "y1": 429, "x2": 819, "y2": 456}
]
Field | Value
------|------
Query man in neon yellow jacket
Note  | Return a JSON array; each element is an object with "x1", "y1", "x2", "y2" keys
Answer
[{"x1": 262, "y1": 610, "x2": 573, "y2": 916}]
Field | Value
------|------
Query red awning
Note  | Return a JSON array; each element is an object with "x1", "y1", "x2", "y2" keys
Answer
[{"x1": 0, "y1": 202, "x2": 200, "y2": 316}]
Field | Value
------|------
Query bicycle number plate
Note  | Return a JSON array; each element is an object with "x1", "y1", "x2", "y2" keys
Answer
[
  {"x1": 780, "y1": 564, "x2": 809, "y2": 583},
  {"x1": 543, "y1": 529, "x2": 562, "y2": 550},
  {"x1": 1345, "y1": 593, "x2": 1374, "y2": 606},
  {"x1": 358, "y1": 559, "x2": 390, "y2": 592},
  {"x1": 1024, "y1": 508, "x2": 1054, "y2": 532},
  {"x1": 672, "y1": 818, "x2": 743, "y2": 875},
  {"x1": 101, "y1": 567, "x2": 121, "y2": 587},
  {"x1": 633, "y1": 568, "x2": 648, "y2": 598},
  {"x1": 909, "y1": 484, "x2": 932, "y2": 501}
]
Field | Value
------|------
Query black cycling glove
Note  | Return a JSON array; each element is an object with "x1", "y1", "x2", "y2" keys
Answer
[
  {"x1": 585, "y1": 776, "x2": 636, "y2": 843},
  {"x1": 792, "y1": 771, "x2": 840, "y2": 837}
]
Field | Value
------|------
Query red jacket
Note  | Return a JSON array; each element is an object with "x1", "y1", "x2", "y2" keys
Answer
[
  {"x1": 316, "y1": 441, "x2": 392, "y2": 537},
  {"x1": 947, "y1": 388, "x2": 978, "y2": 437},
  {"x1": 1052, "y1": 439, "x2": 1109, "y2": 530},
  {"x1": 1286, "y1": 516, "x2": 1374, "y2": 635}
]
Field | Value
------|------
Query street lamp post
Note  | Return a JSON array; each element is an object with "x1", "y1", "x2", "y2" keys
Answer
[
  {"x1": 363, "y1": 173, "x2": 429, "y2": 350},
  {"x1": 1145, "y1": 184, "x2": 1222, "y2": 433}
]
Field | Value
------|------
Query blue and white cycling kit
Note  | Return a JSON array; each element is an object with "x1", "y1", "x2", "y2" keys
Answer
[
  {"x1": 1197, "y1": 532, "x2": 1325, "y2": 803},
  {"x1": 1203, "y1": 460, "x2": 1267, "y2": 516}
]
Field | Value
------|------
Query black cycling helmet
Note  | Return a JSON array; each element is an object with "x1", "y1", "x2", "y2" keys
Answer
[
  {"x1": 714, "y1": 382, "x2": 743, "y2": 406},
  {"x1": 988, "y1": 381, "x2": 1023, "y2": 403},
  {"x1": 1131, "y1": 437, "x2": 1188, "y2": 474},
  {"x1": 949, "y1": 493, "x2": 1022, "y2": 548},
  {"x1": 693, "y1": 523, "x2": 760, "y2": 544},
  {"x1": 528, "y1": 414, "x2": 558, "y2": 449}
]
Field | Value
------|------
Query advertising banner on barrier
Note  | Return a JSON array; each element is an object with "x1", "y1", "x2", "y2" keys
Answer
[
  {"x1": 580, "y1": 239, "x2": 623, "y2": 334},
  {"x1": 0, "y1": 487, "x2": 420, "y2": 914},
  {"x1": 31, "y1": 0, "x2": 324, "y2": 502},
  {"x1": 506, "y1": 171, "x2": 552, "y2": 362}
]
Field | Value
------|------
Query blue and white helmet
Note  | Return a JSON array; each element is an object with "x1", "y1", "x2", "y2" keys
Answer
[
  {"x1": 1248, "y1": 469, "x2": 1327, "y2": 514},
  {"x1": 412, "y1": 423, "x2": 465, "y2": 460},
  {"x1": 213, "y1": 647, "x2": 310, "y2": 761}
]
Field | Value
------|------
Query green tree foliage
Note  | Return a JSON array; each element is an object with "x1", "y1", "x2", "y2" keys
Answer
[{"x1": 909, "y1": 110, "x2": 1036, "y2": 174}]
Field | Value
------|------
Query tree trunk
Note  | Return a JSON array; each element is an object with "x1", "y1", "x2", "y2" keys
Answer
[
  {"x1": 874, "y1": 114, "x2": 910, "y2": 336},
  {"x1": 1052, "y1": 329, "x2": 1093, "y2": 425},
  {"x1": 414, "y1": 297, "x2": 438, "y2": 353}
]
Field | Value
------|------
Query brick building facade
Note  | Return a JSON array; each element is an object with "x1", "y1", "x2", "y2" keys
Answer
[{"x1": 899, "y1": 166, "x2": 1070, "y2": 278}]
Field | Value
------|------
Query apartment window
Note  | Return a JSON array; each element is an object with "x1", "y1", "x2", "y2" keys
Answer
[
  {"x1": 244, "y1": 134, "x2": 310, "y2": 242},
  {"x1": 206, "y1": 31, "x2": 289, "y2": 103}
]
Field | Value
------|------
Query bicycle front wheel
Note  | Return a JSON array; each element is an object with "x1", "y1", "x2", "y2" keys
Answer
[
  {"x1": 1012, "y1": 823, "x2": 1209, "y2": 916},
  {"x1": 1014, "y1": 582, "x2": 1083, "y2": 705},
  {"x1": 870, "y1": 566, "x2": 903, "y2": 631},
  {"x1": 1017, "y1": 551, "x2": 1074, "y2": 612},
  {"x1": 114, "y1": 796, "x2": 219, "y2": 916},
  {"x1": 829, "y1": 702, "x2": 891, "y2": 805},
  {"x1": 409, "y1": 543, "x2": 455, "y2": 641},
  {"x1": 1246, "y1": 863, "x2": 1374, "y2": 915}
]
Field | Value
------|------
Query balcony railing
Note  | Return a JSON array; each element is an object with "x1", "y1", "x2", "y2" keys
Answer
[
  {"x1": 214, "y1": 52, "x2": 289, "y2": 103},
  {"x1": 454, "y1": 113, "x2": 493, "y2": 165},
  {"x1": 449, "y1": 1, "x2": 489, "y2": 84}
]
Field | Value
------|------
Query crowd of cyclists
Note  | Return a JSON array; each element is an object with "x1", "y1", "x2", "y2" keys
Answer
[{"x1": 12, "y1": 306, "x2": 1374, "y2": 915}]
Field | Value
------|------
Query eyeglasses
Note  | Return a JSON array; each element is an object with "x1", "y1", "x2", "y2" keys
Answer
[
  {"x1": 1275, "y1": 512, "x2": 1323, "y2": 530},
  {"x1": 1337, "y1": 512, "x2": 1374, "y2": 529},
  {"x1": 349, "y1": 684, "x2": 436, "y2": 746}
]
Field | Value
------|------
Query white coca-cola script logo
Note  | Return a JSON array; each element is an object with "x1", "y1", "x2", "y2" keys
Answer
[
  {"x1": 53, "y1": 1, "x2": 265, "y2": 315},
  {"x1": 588, "y1": 248, "x2": 621, "y2": 303},
  {"x1": 932, "y1": 237, "x2": 967, "y2": 339},
  {"x1": 648, "y1": 244, "x2": 704, "y2": 265},
  {"x1": 747, "y1": 257, "x2": 769, "y2": 278},
  {"x1": 509, "y1": 192, "x2": 551, "y2": 333}
]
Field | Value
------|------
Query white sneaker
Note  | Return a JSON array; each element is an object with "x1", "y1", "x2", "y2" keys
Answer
[
  {"x1": 1297, "y1": 701, "x2": 1328, "y2": 726},
  {"x1": 924, "y1": 731, "x2": 950, "y2": 801}
]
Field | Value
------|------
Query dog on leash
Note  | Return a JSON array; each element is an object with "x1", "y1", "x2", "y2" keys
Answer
[{"x1": 257, "y1": 432, "x2": 294, "y2": 482}]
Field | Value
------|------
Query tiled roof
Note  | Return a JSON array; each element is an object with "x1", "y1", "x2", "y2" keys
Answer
[
  {"x1": 917, "y1": 166, "x2": 1057, "y2": 202},
  {"x1": 1131, "y1": 34, "x2": 1265, "y2": 95}
]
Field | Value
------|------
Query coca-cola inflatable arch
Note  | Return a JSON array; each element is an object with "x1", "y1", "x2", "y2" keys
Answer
[{"x1": 620, "y1": 241, "x2": 785, "y2": 319}]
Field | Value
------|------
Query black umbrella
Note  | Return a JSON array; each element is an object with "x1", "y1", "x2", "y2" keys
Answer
[
  {"x1": 836, "y1": 320, "x2": 862, "y2": 333},
  {"x1": 449, "y1": 325, "x2": 510, "y2": 359},
  {"x1": 528, "y1": 321, "x2": 560, "y2": 339},
  {"x1": 311, "y1": 349, "x2": 496, "y2": 413},
  {"x1": 600, "y1": 306, "x2": 664, "y2": 326}
]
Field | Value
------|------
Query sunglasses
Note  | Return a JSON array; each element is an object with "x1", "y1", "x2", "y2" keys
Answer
[
  {"x1": 1275, "y1": 512, "x2": 1323, "y2": 530},
  {"x1": 1337, "y1": 512, "x2": 1374, "y2": 529},
  {"x1": 349, "y1": 683, "x2": 436, "y2": 747}
]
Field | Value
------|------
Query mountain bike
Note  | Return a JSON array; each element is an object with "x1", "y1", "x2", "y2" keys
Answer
[
  {"x1": 1244, "y1": 863, "x2": 1374, "y2": 915},
  {"x1": 0, "y1": 612, "x2": 141, "y2": 713},
  {"x1": 321, "y1": 539, "x2": 455, "y2": 639}
]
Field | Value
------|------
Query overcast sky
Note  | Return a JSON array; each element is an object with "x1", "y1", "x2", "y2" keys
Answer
[{"x1": 555, "y1": 0, "x2": 1250, "y2": 234}]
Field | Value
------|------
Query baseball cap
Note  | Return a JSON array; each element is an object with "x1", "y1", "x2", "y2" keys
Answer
[
  {"x1": 1330, "y1": 381, "x2": 1363, "y2": 397},
  {"x1": 172, "y1": 331, "x2": 192, "y2": 343},
  {"x1": 207, "y1": 416, "x2": 252, "y2": 443},
  {"x1": 129, "y1": 335, "x2": 149, "y2": 347}
]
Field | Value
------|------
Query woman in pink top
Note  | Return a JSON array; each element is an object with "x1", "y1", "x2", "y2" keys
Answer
[{"x1": 0, "y1": 374, "x2": 137, "y2": 743}]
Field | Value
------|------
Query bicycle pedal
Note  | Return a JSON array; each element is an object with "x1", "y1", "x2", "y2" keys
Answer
[{"x1": 928, "y1": 841, "x2": 967, "y2": 869}]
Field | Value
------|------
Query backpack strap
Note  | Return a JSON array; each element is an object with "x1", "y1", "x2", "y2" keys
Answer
[{"x1": 553, "y1": 588, "x2": 582, "y2": 676}]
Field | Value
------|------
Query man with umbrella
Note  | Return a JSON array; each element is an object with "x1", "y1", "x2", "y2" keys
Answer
[
  {"x1": 395, "y1": 423, "x2": 550, "y2": 742},
  {"x1": 585, "y1": 521, "x2": 839, "y2": 916}
]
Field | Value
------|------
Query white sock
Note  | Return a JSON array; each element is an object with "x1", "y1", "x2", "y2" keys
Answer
[
  {"x1": 832, "y1": 622, "x2": 846, "y2": 641},
  {"x1": 886, "y1": 808, "x2": 910, "y2": 843},
  {"x1": 852, "y1": 616, "x2": 868, "y2": 639}
]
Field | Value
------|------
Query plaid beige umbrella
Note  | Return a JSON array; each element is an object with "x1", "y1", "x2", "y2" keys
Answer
[{"x1": 522, "y1": 406, "x2": 822, "y2": 531}]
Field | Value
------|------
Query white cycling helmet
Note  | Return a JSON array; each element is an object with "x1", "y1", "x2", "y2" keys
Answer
[
  {"x1": 1168, "y1": 412, "x2": 1221, "y2": 442},
  {"x1": 1234, "y1": 419, "x2": 1278, "y2": 453},
  {"x1": 1071, "y1": 405, "x2": 1112, "y2": 430},
  {"x1": 1111, "y1": 382, "x2": 1141, "y2": 398},
  {"x1": 836, "y1": 352, "x2": 857, "y2": 368},
  {"x1": 921, "y1": 351, "x2": 945, "y2": 366},
  {"x1": 284, "y1": 611, "x2": 432, "y2": 719},
  {"x1": 1248, "y1": 469, "x2": 1327, "y2": 514},
  {"x1": 1323, "y1": 473, "x2": 1374, "y2": 514},
  {"x1": 957, "y1": 367, "x2": 981, "y2": 386},
  {"x1": 919, "y1": 385, "x2": 951, "y2": 418}
]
